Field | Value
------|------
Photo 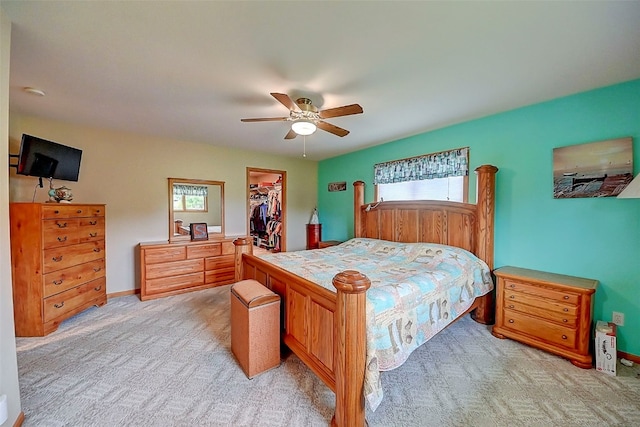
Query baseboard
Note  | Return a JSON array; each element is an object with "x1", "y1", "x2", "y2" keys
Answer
[
  {"x1": 107, "y1": 289, "x2": 140, "y2": 299},
  {"x1": 618, "y1": 350, "x2": 640, "y2": 364},
  {"x1": 13, "y1": 411, "x2": 25, "y2": 427}
]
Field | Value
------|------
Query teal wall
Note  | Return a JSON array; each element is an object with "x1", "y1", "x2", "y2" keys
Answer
[{"x1": 318, "y1": 79, "x2": 640, "y2": 357}]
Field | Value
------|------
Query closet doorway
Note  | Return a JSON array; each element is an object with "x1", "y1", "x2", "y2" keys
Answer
[{"x1": 247, "y1": 167, "x2": 286, "y2": 254}]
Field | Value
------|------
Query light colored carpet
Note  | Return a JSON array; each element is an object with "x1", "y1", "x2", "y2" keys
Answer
[{"x1": 16, "y1": 285, "x2": 640, "y2": 426}]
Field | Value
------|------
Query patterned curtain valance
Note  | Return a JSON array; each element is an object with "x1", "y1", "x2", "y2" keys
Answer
[
  {"x1": 374, "y1": 147, "x2": 469, "y2": 185},
  {"x1": 173, "y1": 184, "x2": 208, "y2": 196}
]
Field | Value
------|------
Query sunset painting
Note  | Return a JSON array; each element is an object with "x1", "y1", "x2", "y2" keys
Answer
[{"x1": 553, "y1": 137, "x2": 633, "y2": 198}]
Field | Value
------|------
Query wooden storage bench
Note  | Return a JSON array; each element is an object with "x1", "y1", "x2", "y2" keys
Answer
[{"x1": 230, "y1": 279, "x2": 281, "y2": 378}]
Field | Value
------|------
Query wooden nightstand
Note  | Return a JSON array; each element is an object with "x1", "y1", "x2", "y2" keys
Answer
[
  {"x1": 492, "y1": 266, "x2": 597, "y2": 369},
  {"x1": 318, "y1": 240, "x2": 342, "y2": 249},
  {"x1": 306, "y1": 224, "x2": 321, "y2": 249}
]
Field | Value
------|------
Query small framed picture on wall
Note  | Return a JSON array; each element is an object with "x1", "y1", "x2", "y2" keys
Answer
[{"x1": 190, "y1": 222, "x2": 209, "y2": 241}]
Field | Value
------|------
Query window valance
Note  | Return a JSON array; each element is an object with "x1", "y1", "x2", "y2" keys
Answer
[
  {"x1": 374, "y1": 147, "x2": 469, "y2": 185},
  {"x1": 173, "y1": 184, "x2": 208, "y2": 196}
]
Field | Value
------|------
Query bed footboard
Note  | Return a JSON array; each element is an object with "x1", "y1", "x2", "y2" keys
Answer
[{"x1": 234, "y1": 238, "x2": 370, "y2": 427}]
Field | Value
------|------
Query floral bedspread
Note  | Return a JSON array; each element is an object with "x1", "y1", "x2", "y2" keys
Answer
[{"x1": 257, "y1": 238, "x2": 493, "y2": 411}]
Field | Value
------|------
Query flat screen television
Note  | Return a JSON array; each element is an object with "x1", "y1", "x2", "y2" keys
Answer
[{"x1": 16, "y1": 134, "x2": 82, "y2": 182}]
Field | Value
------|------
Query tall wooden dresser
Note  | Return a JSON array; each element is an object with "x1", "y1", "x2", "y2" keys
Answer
[{"x1": 9, "y1": 203, "x2": 107, "y2": 337}]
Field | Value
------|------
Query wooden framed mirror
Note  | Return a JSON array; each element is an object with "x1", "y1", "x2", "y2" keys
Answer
[{"x1": 169, "y1": 178, "x2": 224, "y2": 242}]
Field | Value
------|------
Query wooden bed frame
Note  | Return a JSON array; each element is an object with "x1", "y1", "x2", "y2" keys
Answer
[{"x1": 233, "y1": 164, "x2": 498, "y2": 426}]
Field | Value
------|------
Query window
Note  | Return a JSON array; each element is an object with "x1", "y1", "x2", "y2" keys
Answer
[
  {"x1": 173, "y1": 185, "x2": 208, "y2": 212},
  {"x1": 378, "y1": 176, "x2": 466, "y2": 202},
  {"x1": 374, "y1": 147, "x2": 469, "y2": 203}
]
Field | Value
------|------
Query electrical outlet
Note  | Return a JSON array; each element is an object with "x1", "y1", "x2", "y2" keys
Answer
[{"x1": 612, "y1": 311, "x2": 625, "y2": 326}]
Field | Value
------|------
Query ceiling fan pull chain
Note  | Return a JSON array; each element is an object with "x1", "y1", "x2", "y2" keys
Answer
[{"x1": 303, "y1": 135, "x2": 307, "y2": 158}]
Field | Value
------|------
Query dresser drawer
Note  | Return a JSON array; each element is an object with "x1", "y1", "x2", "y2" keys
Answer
[
  {"x1": 42, "y1": 205, "x2": 88, "y2": 219},
  {"x1": 146, "y1": 259, "x2": 204, "y2": 280},
  {"x1": 221, "y1": 240, "x2": 235, "y2": 255},
  {"x1": 87, "y1": 206, "x2": 105, "y2": 217},
  {"x1": 144, "y1": 246, "x2": 186, "y2": 263},
  {"x1": 77, "y1": 217, "x2": 105, "y2": 242},
  {"x1": 43, "y1": 277, "x2": 106, "y2": 322},
  {"x1": 145, "y1": 272, "x2": 204, "y2": 295},
  {"x1": 502, "y1": 300, "x2": 577, "y2": 327},
  {"x1": 502, "y1": 309, "x2": 577, "y2": 350},
  {"x1": 503, "y1": 279, "x2": 580, "y2": 304},
  {"x1": 205, "y1": 267, "x2": 235, "y2": 284},
  {"x1": 43, "y1": 259, "x2": 106, "y2": 298},
  {"x1": 43, "y1": 240, "x2": 105, "y2": 273},
  {"x1": 205, "y1": 255, "x2": 234, "y2": 270},
  {"x1": 43, "y1": 219, "x2": 80, "y2": 248},
  {"x1": 187, "y1": 243, "x2": 222, "y2": 259},
  {"x1": 504, "y1": 289, "x2": 578, "y2": 316}
]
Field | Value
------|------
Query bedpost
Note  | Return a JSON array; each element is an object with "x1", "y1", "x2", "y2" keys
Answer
[
  {"x1": 472, "y1": 164, "x2": 498, "y2": 324},
  {"x1": 233, "y1": 237, "x2": 252, "y2": 282},
  {"x1": 331, "y1": 270, "x2": 371, "y2": 427},
  {"x1": 353, "y1": 181, "x2": 365, "y2": 238}
]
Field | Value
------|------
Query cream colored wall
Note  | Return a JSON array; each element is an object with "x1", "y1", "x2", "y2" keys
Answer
[
  {"x1": 1, "y1": 7, "x2": 22, "y2": 425},
  {"x1": 8, "y1": 113, "x2": 318, "y2": 294}
]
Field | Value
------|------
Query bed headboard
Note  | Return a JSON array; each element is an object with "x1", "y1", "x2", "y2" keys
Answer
[{"x1": 353, "y1": 164, "x2": 498, "y2": 269}]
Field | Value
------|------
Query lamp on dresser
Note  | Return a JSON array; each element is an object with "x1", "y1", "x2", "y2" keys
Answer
[{"x1": 618, "y1": 173, "x2": 640, "y2": 198}]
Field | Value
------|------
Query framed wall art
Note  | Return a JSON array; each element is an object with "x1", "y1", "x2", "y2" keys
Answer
[
  {"x1": 553, "y1": 137, "x2": 633, "y2": 198},
  {"x1": 190, "y1": 222, "x2": 209, "y2": 241},
  {"x1": 328, "y1": 181, "x2": 347, "y2": 192}
]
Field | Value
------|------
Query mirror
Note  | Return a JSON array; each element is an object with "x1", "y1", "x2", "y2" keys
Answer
[{"x1": 169, "y1": 178, "x2": 224, "y2": 241}]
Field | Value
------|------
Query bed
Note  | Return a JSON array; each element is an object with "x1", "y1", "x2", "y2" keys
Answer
[{"x1": 233, "y1": 164, "x2": 498, "y2": 426}]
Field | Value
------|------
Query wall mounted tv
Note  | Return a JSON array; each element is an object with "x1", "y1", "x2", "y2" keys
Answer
[{"x1": 16, "y1": 134, "x2": 82, "y2": 182}]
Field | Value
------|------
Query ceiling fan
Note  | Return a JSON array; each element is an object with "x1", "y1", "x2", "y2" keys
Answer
[{"x1": 241, "y1": 93, "x2": 363, "y2": 139}]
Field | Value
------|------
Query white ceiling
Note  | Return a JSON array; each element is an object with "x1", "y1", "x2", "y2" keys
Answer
[{"x1": 3, "y1": 1, "x2": 640, "y2": 161}]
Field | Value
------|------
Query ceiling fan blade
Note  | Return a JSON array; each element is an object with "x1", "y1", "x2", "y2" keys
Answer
[
  {"x1": 271, "y1": 93, "x2": 301, "y2": 112},
  {"x1": 240, "y1": 117, "x2": 289, "y2": 122},
  {"x1": 317, "y1": 120, "x2": 350, "y2": 137},
  {"x1": 318, "y1": 103, "x2": 363, "y2": 119},
  {"x1": 284, "y1": 129, "x2": 298, "y2": 139}
]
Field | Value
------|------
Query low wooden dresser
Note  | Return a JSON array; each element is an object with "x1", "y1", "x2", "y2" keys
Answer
[
  {"x1": 139, "y1": 238, "x2": 236, "y2": 300},
  {"x1": 10, "y1": 202, "x2": 107, "y2": 337},
  {"x1": 492, "y1": 266, "x2": 598, "y2": 368}
]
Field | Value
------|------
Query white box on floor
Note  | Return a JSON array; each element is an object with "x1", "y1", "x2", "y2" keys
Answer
[{"x1": 595, "y1": 320, "x2": 616, "y2": 376}]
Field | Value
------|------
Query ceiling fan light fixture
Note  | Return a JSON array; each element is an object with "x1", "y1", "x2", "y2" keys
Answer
[{"x1": 291, "y1": 120, "x2": 317, "y2": 136}]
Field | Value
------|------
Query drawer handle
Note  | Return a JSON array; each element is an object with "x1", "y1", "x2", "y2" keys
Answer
[
  {"x1": 509, "y1": 295, "x2": 515, "y2": 299},
  {"x1": 93, "y1": 248, "x2": 101, "y2": 253},
  {"x1": 562, "y1": 335, "x2": 567, "y2": 340},
  {"x1": 57, "y1": 236, "x2": 68, "y2": 242},
  {"x1": 54, "y1": 210, "x2": 60, "y2": 214},
  {"x1": 89, "y1": 220, "x2": 97, "y2": 225},
  {"x1": 93, "y1": 267, "x2": 102, "y2": 272},
  {"x1": 509, "y1": 284, "x2": 515, "y2": 288},
  {"x1": 508, "y1": 305, "x2": 514, "y2": 309},
  {"x1": 54, "y1": 302, "x2": 65, "y2": 309},
  {"x1": 53, "y1": 279, "x2": 63, "y2": 285},
  {"x1": 563, "y1": 308, "x2": 569, "y2": 312},
  {"x1": 76, "y1": 209, "x2": 82, "y2": 214},
  {"x1": 563, "y1": 319, "x2": 568, "y2": 323},
  {"x1": 56, "y1": 222, "x2": 68, "y2": 228},
  {"x1": 94, "y1": 286, "x2": 102, "y2": 291},
  {"x1": 89, "y1": 232, "x2": 98, "y2": 237},
  {"x1": 52, "y1": 255, "x2": 63, "y2": 262},
  {"x1": 508, "y1": 319, "x2": 514, "y2": 323},
  {"x1": 563, "y1": 295, "x2": 569, "y2": 300}
]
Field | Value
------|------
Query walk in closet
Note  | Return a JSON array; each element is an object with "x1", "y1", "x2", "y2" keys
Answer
[{"x1": 247, "y1": 168, "x2": 286, "y2": 253}]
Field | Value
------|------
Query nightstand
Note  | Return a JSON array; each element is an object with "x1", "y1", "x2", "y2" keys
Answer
[
  {"x1": 306, "y1": 224, "x2": 321, "y2": 249},
  {"x1": 492, "y1": 266, "x2": 598, "y2": 369},
  {"x1": 318, "y1": 240, "x2": 342, "y2": 249}
]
